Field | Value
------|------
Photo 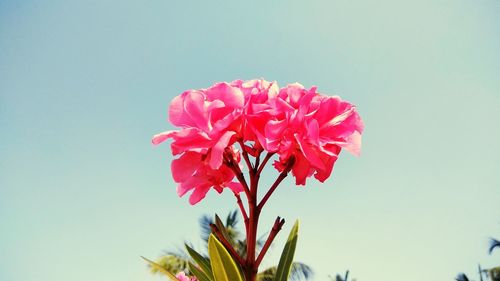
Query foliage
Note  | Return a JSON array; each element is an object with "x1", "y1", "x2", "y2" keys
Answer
[{"x1": 146, "y1": 212, "x2": 313, "y2": 281}]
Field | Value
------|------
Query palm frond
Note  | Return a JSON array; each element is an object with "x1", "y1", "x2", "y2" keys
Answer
[
  {"x1": 199, "y1": 211, "x2": 243, "y2": 245},
  {"x1": 489, "y1": 238, "x2": 500, "y2": 254},
  {"x1": 257, "y1": 262, "x2": 313, "y2": 281},
  {"x1": 226, "y1": 210, "x2": 239, "y2": 228},
  {"x1": 456, "y1": 273, "x2": 470, "y2": 281},
  {"x1": 289, "y1": 262, "x2": 314, "y2": 281},
  {"x1": 236, "y1": 239, "x2": 247, "y2": 257},
  {"x1": 199, "y1": 214, "x2": 214, "y2": 244},
  {"x1": 489, "y1": 266, "x2": 500, "y2": 281},
  {"x1": 257, "y1": 266, "x2": 276, "y2": 281},
  {"x1": 149, "y1": 254, "x2": 190, "y2": 275}
]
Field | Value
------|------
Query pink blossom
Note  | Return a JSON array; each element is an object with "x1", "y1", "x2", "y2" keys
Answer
[
  {"x1": 152, "y1": 82, "x2": 247, "y2": 204},
  {"x1": 171, "y1": 150, "x2": 243, "y2": 205},
  {"x1": 153, "y1": 79, "x2": 363, "y2": 202},
  {"x1": 175, "y1": 272, "x2": 198, "y2": 281},
  {"x1": 234, "y1": 79, "x2": 281, "y2": 152},
  {"x1": 264, "y1": 83, "x2": 364, "y2": 185},
  {"x1": 153, "y1": 80, "x2": 276, "y2": 204},
  {"x1": 153, "y1": 82, "x2": 245, "y2": 169}
]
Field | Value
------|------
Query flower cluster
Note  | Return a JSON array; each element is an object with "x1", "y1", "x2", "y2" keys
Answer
[{"x1": 153, "y1": 79, "x2": 364, "y2": 204}]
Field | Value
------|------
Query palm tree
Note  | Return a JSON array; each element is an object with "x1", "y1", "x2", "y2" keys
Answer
[
  {"x1": 455, "y1": 233, "x2": 500, "y2": 281},
  {"x1": 148, "y1": 210, "x2": 313, "y2": 281}
]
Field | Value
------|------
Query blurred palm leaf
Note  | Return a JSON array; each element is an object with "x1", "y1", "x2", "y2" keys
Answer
[
  {"x1": 257, "y1": 262, "x2": 313, "y2": 281},
  {"x1": 200, "y1": 210, "x2": 242, "y2": 246},
  {"x1": 149, "y1": 253, "x2": 190, "y2": 275},
  {"x1": 489, "y1": 238, "x2": 500, "y2": 254},
  {"x1": 328, "y1": 270, "x2": 351, "y2": 281},
  {"x1": 456, "y1": 273, "x2": 470, "y2": 281}
]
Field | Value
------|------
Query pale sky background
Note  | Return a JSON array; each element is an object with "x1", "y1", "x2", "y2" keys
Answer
[{"x1": 1, "y1": 1, "x2": 499, "y2": 281}]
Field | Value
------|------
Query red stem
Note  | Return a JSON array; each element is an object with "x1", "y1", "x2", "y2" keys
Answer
[
  {"x1": 239, "y1": 140, "x2": 254, "y2": 175},
  {"x1": 226, "y1": 145, "x2": 294, "y2": 281},
  {"x1": 255, "y1": 217, "x2": 285, "y2": 267},
  {"x1": 244, "y1": 165, "x2": 259, "y2": 281},
  {"x1": 254, "y1": 152, "x2": 261, "y2": 173},
  {"x1": 235, "y1": 193, "x2": 249, "y2": 232},
  {"x1": 224, "y1": 150, "x2": 251, "y2": 197},
  {"x1": 257, "y1": 171, "x2": 288, "y2": 210},
  {"x1": 256, "y1": 152, "x2": 274, "y2": 176}
]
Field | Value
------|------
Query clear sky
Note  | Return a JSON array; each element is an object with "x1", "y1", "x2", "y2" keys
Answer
[{"x1": 1, "y1": 1, "x2": 499, "y2": 281}]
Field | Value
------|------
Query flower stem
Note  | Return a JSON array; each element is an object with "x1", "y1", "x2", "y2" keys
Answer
[
  {"x1": 239, "y1": 140, "x2": 254, "y2": 175},
  {"x1": 224, "y1": 149, "x2": 251, "y2": 197},
  {"x1": 255, "y1": 216, "x2": 285, "y2": 267},
  {"x1": 256, "y1": 152, "x2": 274, "y2": 176},
  {"x1": 235, "y1": 193, "x2": 249, "y2": 232},
  {"x1": 244, "y1": 166, "x2": 259, "y2": 281},
  {"x1": 257, "y1": 156, "x2": 295, "y2": 210},
  {"x1": 230, "y1": 149, "x2": 293, "y2": 281}
]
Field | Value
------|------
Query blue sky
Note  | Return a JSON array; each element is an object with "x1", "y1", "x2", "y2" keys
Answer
[{"x1": 1, "y1": 1, "x2": 499, "y2": 281}]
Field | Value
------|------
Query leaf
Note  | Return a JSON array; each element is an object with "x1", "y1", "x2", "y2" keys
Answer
[
  {"x1": 142, "y1": 256, "x2": 180, "y2": 281},
  {"x1": 189, "y1": 262, "x2": 214, "y2": 281},
  {"x1": 215, "y1": 214, "x2": 232, "y2": 244},
  {"x1": 208, "y1": 234, "x2": 244, "y2": 281},
  {"x1": 185, "y1": 244, "x2": 213, "y2": 278},
  {"x1": 274, "y1": 220, "x2": 299, "y2": 281}
]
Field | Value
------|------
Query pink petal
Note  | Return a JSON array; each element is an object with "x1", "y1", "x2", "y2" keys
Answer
[
  {"x1": 294, "y1": 133, "x2": 325, "y2": 170},
  {"x1": 176, "y1": 174, "x2": 206, "y2": 197},
  {"x1": 291, "y1": 152, "x2": 311, "y2": 185},
  {"x1": 171, "y1": 152, "x2": 201, "y2": 182},
  {"x1": 184, "y1": 91, "x2": 210, "y2": 132},
  {"x1": 169, "y1": 92, "x2": 195, "y2": 127},
  {"x1": 205, "y1": 82, "x2": 244, "y2": 108},
  {"x1": 169, "y1": 129, "x2": 213, "y2": 155},
  {"x1": 152, "y1": 130, "x2": 175, "y2": 145},
  {"x1": 189, "y1": 184, "x2": 211, "y2": 205},
  {"x1": 226, "y1": 182, "x2": 244, "y2": 193},
  {"x1": 209, "y1": 131, "x2": 236, "y2": 169},
  {"x1": 314, "y1": 151, "x2": 340, "y2": 182},
  {"x1": 306, "y1": 119, "x2": 320, "y2": 146},
  {"x1": 340, "y1": 131, "x2": 362, "y2": 156},
  {"x1": 284, "y1": 83, "x2": 305, "y2": 106},
  {"x1": 176, "y1": 182, "x2": 193, "y2": 197}
]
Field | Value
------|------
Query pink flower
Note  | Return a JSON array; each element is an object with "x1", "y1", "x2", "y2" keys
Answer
[
  {"x1": 234, "y1": 79, "x2": 281, "y2": 152},
  {"x1": 153, "y1": 82, "x2": 247, "y2": 204},
  {"x1": 153, "y1": 82, "x2": 245, "y2": 169},
  {"x1": 176, "y1": 272, "x2": 198, "y2": 281},
  {"x1": 171, "y1": 150, "x2": 243, "y2": 205},
  {"x1": 261, "y1": 83, "x2": 364, "y2": 185},
  {"x1": 153, "y1": 79, "x2": 363, "y2": 202},
  {"x1": 153, "y1": 80, "x2": 277, "y2": 204}
]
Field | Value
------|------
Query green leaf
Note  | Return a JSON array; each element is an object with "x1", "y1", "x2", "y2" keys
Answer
[
  {"x1": 215, "y1": 214, "x2": 232, "y2": 244},
  {"x1": 185, "y1": 244, "x2": 213, "y2": 278},
  {"x1": 208, "y1": 234, "x2": 244, "y2": 281},
  {"x1": 142, "y1": 256, "x2": 180, "y2": 281},
  {"x1": 274, "y1": 220, "x2": 299, "y2": 281},
  {"x1": 189, "y1": 262, "x2": 214, "y2": 281}
]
